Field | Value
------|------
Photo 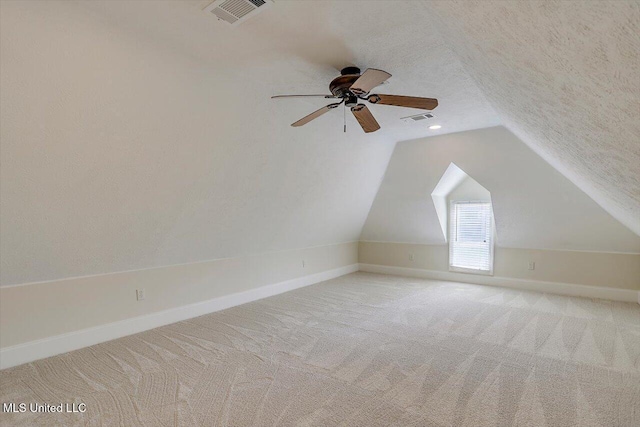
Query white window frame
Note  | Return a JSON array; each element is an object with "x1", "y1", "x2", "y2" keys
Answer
[{"x1": 449, "y1": 200, "x2": 494, "y2": 276}]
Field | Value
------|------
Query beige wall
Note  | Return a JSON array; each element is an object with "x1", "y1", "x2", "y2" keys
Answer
[
  {"x1": 361, "y1": 128, "x2": 640, "y2": 253},
  {"x1": 0, "y1": 242, "x2": 358, "y2": 349},
  {"x1": 2, "y1": 240, "x2": 637, "y2": 353},
  {"x1": 359, "y1": 241, "x2": 640, "y2": 290}
]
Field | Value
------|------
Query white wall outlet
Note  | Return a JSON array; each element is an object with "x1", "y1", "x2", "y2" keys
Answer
[
  {"x1": 136, "y1": 289, "x2": 146, "y2": 301},
  {"x1": 409, "y1": 253, "x2": 415, "y2": 261},
  {"x1": 528, "y1": 261, "x2": 535, "y2": 270}
]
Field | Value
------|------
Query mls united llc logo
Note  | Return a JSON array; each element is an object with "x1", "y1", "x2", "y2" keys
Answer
[{"x1": 3, "y1": 402, "x2": 87, "y2": 413}]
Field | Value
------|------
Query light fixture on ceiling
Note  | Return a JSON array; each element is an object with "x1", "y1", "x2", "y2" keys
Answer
[{"x1": 429, "y1": 125, "x2": 442, "y2": 130}]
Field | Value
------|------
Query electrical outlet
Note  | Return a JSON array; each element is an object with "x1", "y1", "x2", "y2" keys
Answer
[
  {"x1": 409, "y1": 253, "x2": 415, "y2": 261},
  {"x1": 136, "y1": 289, "x2": 146, "y2": 301},
  {"x1": 528, "y1": 261, "x2": 535, "y2": 271}
]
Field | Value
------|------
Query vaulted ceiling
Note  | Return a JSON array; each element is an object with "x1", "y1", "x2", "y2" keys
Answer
[
  {"x1": 424, "y1": 0, "x2": 640, "y2": 235},
  {"x1": 0, "y1": 0, "x2": 637, "y2": 286}
]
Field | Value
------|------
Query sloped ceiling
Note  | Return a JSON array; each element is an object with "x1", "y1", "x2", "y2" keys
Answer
[
  {"x1": 361, "y1": 127, "x2": 640, "y2": 253},
  {"x1": 423, "y1": 0, "x2": 640, "y2": 235},
  {"x1": 0, "y1": 0, "x2": 499, "y2": 285}
]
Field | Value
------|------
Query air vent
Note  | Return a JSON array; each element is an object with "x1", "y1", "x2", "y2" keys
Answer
[
  {"x1": 401, "y1": 112, "x2": 435, "y2": 123},
  {"x1": 204, "y1": 0, "x2": 273, "y2": 26}
]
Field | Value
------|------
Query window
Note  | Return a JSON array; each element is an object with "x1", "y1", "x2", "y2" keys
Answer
[{"x1": 449, "y1": 201, "x2": 494, "y2": 274}]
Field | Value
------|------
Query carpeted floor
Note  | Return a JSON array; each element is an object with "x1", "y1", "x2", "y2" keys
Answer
[{"x1": 1, "y1": 272, "x2": 639, "y2": 426}]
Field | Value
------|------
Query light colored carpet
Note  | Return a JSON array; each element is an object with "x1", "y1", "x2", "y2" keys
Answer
[{"x1": 1, "y1": 272, "x2": 639, "y2": 426}]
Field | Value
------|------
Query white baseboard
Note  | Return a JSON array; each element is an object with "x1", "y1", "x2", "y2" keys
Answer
[
  {"x1": 359, "y1": 263, "x2": 640, "y2": 303},
  {"x1": 0, "y1": 264, "x2": 359, "y2": 370}
]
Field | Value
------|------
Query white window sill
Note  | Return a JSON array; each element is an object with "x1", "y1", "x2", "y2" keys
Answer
[{"x1": 449, "y1": 266, "x2": 494, "y2": 276}]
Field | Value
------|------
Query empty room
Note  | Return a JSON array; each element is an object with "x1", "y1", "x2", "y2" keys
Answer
[{"x1": 1, "y1": 0, "x2": 639, "y2": 426}]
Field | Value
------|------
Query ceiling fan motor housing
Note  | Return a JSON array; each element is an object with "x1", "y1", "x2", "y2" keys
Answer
[
  {"x1": 329, "y1": 75, "x2": 360, "y2": 97},
  {"x1": 329, "y1": 66, "x2": 363, "y2": 98}
]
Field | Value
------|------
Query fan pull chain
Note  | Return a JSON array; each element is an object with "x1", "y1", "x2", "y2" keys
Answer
[{"x1": 343, "y1": 103, "x2": 346, "y2": 133}]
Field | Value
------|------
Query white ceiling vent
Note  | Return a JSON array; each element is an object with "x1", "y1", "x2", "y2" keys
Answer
[
  {"x1": 401, "y1": 112, "x2": 435, "y2": 123},
  {"x1": 204, "y1": 0, "x2": 273, "y2": 26}
]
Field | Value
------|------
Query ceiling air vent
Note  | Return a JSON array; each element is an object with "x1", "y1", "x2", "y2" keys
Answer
[
  {"x1": 204, "y1": 0, "x2": 273, "y2": 26},
  {"x1": 401, "y1": 112, "x2": 435, "y2": 123}
]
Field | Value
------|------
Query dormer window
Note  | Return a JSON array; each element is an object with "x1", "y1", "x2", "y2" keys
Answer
[{"x1": 449, "y1": 201, "x2": 494, "y2": 275}]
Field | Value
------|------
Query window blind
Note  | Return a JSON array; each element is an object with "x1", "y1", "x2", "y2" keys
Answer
[{"x1": 449, "y1": 201, "x2": 493, "y2": 272}]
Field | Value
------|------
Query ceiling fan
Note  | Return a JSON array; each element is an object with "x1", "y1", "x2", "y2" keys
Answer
[{"x1": 272, "y1": 67, "x2": 438, "y2": 133}]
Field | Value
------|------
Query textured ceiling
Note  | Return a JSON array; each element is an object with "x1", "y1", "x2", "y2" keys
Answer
[
  {"x1": 424, "y1": 0, "x2": 640, "y2": 235},
  {"x1": 0, "y1": 0, "x2": 498, "y2": 285}
]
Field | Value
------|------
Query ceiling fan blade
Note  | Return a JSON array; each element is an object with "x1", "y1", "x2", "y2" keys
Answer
[
  {"x1": 349, "y1": 68, "x2": 392, "y2": 95},
  {"x1": 291, "y1": 102, "x2": 342, "y2": 127},
  {"x1": 272, "y1": 94, "x2": 337, "y2": 99},
  {"x1": 367, "y1": 94, "x2": 438, "y2": 110},
  {"x1": 351, "y1": 104, "x2": 380, "y2": 133}
]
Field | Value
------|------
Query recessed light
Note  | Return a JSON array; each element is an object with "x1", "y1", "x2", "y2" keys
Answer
[{"x1": 429, "y1": 125, "x2": 442, "y2": 130}]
